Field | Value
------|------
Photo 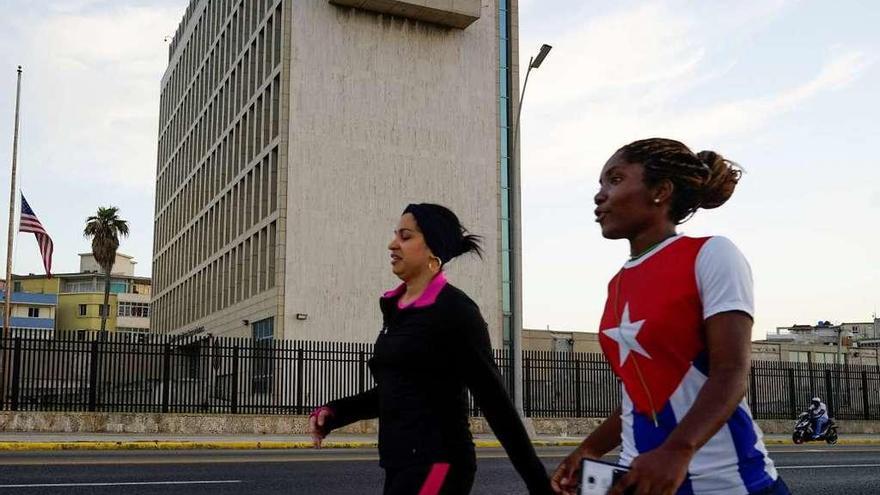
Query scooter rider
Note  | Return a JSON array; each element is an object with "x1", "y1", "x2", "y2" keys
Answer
[{"x1": 808, "y1": 397, "x2": 829, "y2": 439}]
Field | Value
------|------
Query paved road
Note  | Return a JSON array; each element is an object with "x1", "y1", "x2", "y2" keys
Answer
[{"x1": 1, "y1": 446, "x2": 878, "y2": 494}]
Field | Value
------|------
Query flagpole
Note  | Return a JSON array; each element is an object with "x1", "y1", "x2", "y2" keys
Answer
[{"x1": 2, "y1": 66, "x2": 22, "y2": 407}]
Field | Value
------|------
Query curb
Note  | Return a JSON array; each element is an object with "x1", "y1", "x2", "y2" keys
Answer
[
  {"x1": 762, "y1": 438, "x2": 880, "y2": 446},
  {"x1": 0, "y1": 441, "x2": 372, "y2": 451},
  {"x1": 0, "y1": 440, "x2": 378, "y2": 452},
  {"x1": 0, "y1": 439, "x2": 588, "y2": 451},
  {"x1": 0, "y1": 438, "x2": 877, "y2": 451}
]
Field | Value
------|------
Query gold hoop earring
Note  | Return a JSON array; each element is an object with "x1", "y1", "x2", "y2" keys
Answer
[{"x1": 428, "y1": 256, "x2": 442, "y2": 273}]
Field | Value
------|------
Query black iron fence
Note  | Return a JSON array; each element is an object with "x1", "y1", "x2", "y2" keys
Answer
[
  {"x1": 749, "y1": 360, "x2": 880, "y2": 420},
  {"x1": 1, "y1": 334, "x2": 878, "y2": 420}
]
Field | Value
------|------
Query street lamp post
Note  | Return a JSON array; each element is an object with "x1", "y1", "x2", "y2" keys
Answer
[{"x1": 511, "y1": 44, "x2": 551, "y2": 417}]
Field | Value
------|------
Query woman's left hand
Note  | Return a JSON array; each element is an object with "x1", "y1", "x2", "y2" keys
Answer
[{"x1": 608, "y1": 445, "x2": 692, "y2": 495}]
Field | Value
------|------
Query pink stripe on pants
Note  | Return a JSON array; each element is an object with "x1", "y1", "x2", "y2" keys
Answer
[{"x1": 417, "y1": 463, "x2": 451, "y2": 495}]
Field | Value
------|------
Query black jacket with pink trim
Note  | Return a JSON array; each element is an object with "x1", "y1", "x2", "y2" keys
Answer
[{"x1": 325, "y1": 283, "x2": 551, "y2": 494}]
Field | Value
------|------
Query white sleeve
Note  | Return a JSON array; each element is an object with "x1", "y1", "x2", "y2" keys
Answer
[{"x1": 695, "y1": 236, "x2": 754, "y2": 320}]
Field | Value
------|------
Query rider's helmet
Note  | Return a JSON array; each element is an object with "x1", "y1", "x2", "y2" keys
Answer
[{"x1": 811, "y1": 397, "x2": 821, "y2": 406}]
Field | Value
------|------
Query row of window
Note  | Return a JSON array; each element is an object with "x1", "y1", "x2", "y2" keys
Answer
[
  {"x1": 20, "y1": 303, "x2": 149, "y2": 319},
  {"x1": 152, "y1": 222, "x2": 277, "y2": 334},
  {"x1": 62, "y1": 279, "x2": 138, "y2": 294},
  {"x1": 158, "y1": 2, "x2": 283, "y2": 212},
  {"x1": 789, "y1": 351, "x2": 847, "y2": 365},
  {"x1": 166, "y1": 0, "x2": 204, "y2": 60},
  {"x1": 161, "y1": 0, "x2": 278, "y2": 143},
  {"x1": 118, "y1": 302, "x2": 151, "y2": 318},
  {"x1": 154, "y1": 146, "x2": 279, "y2": 293},
  {"x1": 498, "y1": 0, "x2": 514, "y2": 346},
  {"x1": 162, "y1": 0, "x2": 239, "y2": 127},
  {"x1": 8, "y1": 280, "x2": 146, "y2": 295},
  {"x1": 155, "y1": 77, "x2": 281, "y2": 253},
  {"x1": 78, "y1": 304, "x2": 109, "y2": 317},
  {"x1": 154, "y1": 1, "x2": 284, "y2": 319}
]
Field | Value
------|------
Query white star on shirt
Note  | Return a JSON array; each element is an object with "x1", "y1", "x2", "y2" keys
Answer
[{"x1": 604, "y1": 303, "x2": 651, "y2": 365}]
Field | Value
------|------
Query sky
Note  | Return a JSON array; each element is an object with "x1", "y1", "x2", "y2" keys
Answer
[{"x1": 1, "y1": 1, "x2": 878, "y2": 339}]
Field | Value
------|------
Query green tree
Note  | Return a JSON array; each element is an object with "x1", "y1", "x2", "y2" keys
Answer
[{"x1": 83, "y1": 207, "x2": 129, "y2": 334}]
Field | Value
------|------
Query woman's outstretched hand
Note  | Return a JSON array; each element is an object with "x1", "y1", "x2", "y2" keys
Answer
[
  {"x1": 309, "y1": 406, "x2": 333, "y2": 448},
  {"x1": 551, "y1": 446, "x2": 596, "y2": 495}
]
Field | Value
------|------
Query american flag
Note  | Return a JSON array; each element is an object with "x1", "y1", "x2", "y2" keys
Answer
[{"x1": 19, "y1": 195, "x2": 53, "y2": 277}]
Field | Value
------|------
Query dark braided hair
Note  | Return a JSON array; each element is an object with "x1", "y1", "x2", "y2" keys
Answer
[{"x1": 616, "y1": 138, "x2": 742, "y2": 224}]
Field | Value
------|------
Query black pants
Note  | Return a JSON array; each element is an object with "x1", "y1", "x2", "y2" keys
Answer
[{"x1": 383, "y1": 462, "x2": 475, "y2": 495}]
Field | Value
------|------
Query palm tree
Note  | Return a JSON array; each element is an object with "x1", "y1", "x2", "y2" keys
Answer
[{"x1": 83, "y1": 207, "x2": 129, "y2": 334}]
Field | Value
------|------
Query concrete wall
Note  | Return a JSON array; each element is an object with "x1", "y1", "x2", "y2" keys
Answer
[
  {"x1": 16, "y1": 278, "x2": 61, "y2": 294},
  {"x1": 283, "y1": 0, "x2": 502, "y2": 345},
  {"x1": 4, "y1": 412, "x2": 880, "y2": 436},
  {"x1": 56, "y1": 293, "x2": 118, "y2": 331},
  {"x1": 328, "y1": 0, "x2": 482, "y2": 29},
  {"x1": 174, "y1": 289, "x2": 280, "y2": 339},
  {"x1": 79, "y1": 253, "x2": 136, "y2": 276}
]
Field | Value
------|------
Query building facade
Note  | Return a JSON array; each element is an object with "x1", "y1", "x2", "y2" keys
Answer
[
  {"x1": 153, "y1": 0, "x2": 520, "y2": 347},
  {"x1": 10, "y1": 253, "x2": 151, "y2": 338},
  {"x1": 766, "y1": 319, "x2": 880, "y2": 346},
  {"x1": 523, "y1": 329, "x2": 880, "y2": 367},
  {"x1": 0, "y1": 291, "x2": 57, "y2": 338}
]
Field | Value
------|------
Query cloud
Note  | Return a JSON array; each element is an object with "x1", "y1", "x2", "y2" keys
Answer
[
  {"x1": 668, "y1": 49, "x2": 873, "y2": 140},
  {"x1": 516, "y1": 1, "x2": 876, "y2": 334},
  {"x1": 11, "y1": 4, "x2": 182, "y2": 188},
  {"x1": 517, "y1": 3, "x2": 873, "y2": 183},
  {"x1": 0, "y1": 2, "x2": 184, "y2": 276},
  {"x1": 528, "y1": 4, "x2": 703, "y2": 109}
]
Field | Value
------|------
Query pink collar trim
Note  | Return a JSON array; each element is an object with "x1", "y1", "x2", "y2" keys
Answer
[{"x1": 382, "y1": 272, "x2": 448, "y2": 309}]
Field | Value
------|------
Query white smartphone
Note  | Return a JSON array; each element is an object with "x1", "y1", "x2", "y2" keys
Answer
[{"x1": 579, "y1": 458, "x2": 631, "y2": 495}]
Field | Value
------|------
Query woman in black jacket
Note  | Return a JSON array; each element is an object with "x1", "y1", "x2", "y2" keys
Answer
[{"x1": 310, "y1": 203, "x2": 551, "y2": 495}]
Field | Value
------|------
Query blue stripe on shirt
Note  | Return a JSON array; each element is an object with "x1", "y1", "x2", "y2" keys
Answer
[
  {"x1": 632, "y1": 403, "x2": 695, "y2": 495},
  {"x1": 727, "y1": 405, "x2": 775, "y2": 493}
]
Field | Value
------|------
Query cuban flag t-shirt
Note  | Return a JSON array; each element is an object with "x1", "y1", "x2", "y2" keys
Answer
[{"x1": 598, "y1": 235, "x2": 778, "y2": 495}]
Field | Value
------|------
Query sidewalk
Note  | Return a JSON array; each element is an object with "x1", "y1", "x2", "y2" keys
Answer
[{"x1": 1, "y1": 432, "x2": 879, "y2": 451}]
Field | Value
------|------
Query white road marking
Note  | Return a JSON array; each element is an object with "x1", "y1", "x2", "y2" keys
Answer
[
  {"x1": 776, "y1": 464, "x2": 880, "y2": 470},
  {"x1": 0, "y1": 480, "x2": 242, "y2": 488}
]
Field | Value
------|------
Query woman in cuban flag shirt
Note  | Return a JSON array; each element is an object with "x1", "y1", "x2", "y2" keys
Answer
[{"x1": 551, "y1": 139, "x2": 789, "y2": 495}]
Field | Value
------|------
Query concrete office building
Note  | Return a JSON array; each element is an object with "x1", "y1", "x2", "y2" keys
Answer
[{"x1": 153, "y1": 0, "x2": 521, "y2": 347}]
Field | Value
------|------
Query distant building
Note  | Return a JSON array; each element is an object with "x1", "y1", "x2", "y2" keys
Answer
[
  {"x1": 0, "y1": 291, "x2": 58, "y2": 338},
  {"x1": 523, "y1": 329, "x2": 603, "y2": 354},
  {"x1": 523, "y1": 328, "x2": 880, "y2": 367},
  {"x1": 10, "y1": 253, "x2": 151, "y2": 339},
  {"x1": 765, "y1": 319, "x2": 880, "y2": 346}
]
